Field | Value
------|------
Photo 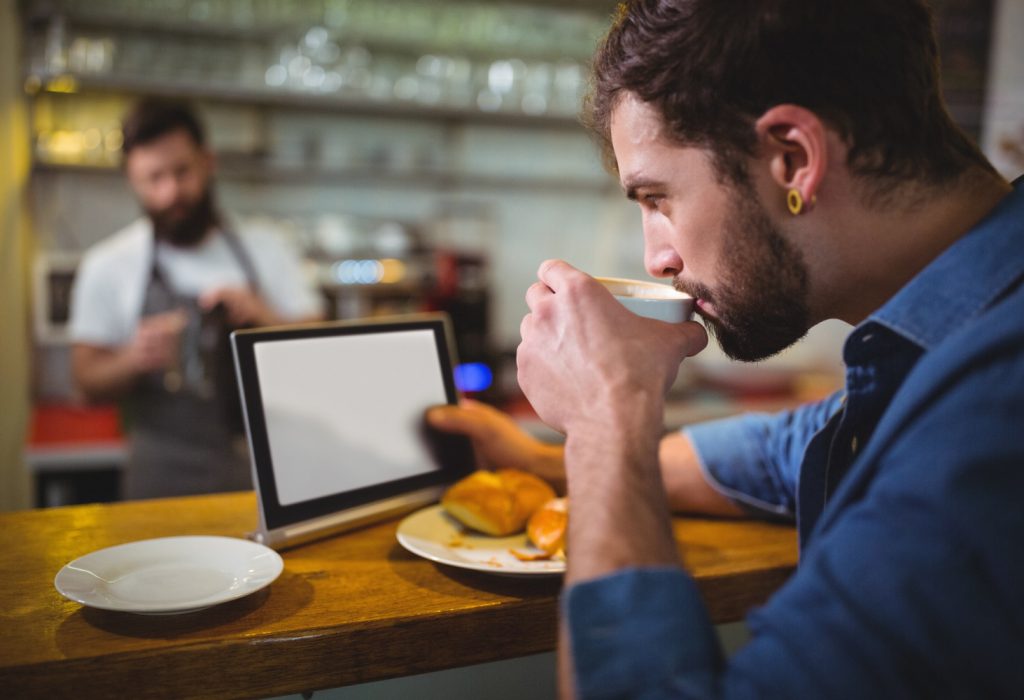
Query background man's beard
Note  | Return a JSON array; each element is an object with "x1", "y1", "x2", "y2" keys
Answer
[
  {"x1": 677, "y1": 192, "x2": 811, "y2": 362},
  {"x1": 148, "y1": 189, "x2": 219, "y2": 247}
]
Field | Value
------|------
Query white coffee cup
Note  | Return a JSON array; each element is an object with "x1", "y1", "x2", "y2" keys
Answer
[{"x1": 595, "y1": 276, "x2": 695, "y2": 323}]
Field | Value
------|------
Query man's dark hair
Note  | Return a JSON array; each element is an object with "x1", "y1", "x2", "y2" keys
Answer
[
  {"x1": 121, "y1": 98, "x2": 206, "y2": 156},
  {"x1": 586, "y1": 0, "x2": 994, "y2": 190}
]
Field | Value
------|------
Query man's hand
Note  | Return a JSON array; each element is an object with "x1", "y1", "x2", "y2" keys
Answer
[
  {"x1": 517, "y1": 259, "x2": 708, "y2": 435},
  {"x1": 73, "y1": 309, "x2": 187, "y2": 402},
  {"x1": 427, "y1": 399, "x2": 566, "y2": 492},
  {"x1": 124, "y1": 309, "x2": 188, "y2": 374},
  {"x1": 199, "y1": 287, "x2": 280, "y2": 328}
]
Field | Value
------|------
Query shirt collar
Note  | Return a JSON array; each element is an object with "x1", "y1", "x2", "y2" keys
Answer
[{"x1": 866, "y1": 176, "x2": 1024, "y2": 351}]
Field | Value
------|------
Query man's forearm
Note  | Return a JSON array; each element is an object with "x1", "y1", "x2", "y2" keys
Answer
[
  {"x1": 72, "y1": 345, "x2": 143, "y2": 403},
  {"x1": 544, "y1": 431, "x2": 746, "y2": 517},
  {"x1": 660, "y1": 432, "x2": 747, "y2": 517},
  {"x1": 563, "y1": 410, "x2": 681, "y2": 585}
]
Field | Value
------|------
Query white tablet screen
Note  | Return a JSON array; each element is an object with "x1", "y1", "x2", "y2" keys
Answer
[{"x1": 253, "y1": 329, "x2": 448, "y2": 506}]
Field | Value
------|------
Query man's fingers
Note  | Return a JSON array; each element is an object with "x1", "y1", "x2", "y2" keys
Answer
[
  {"x1": 199, "y1": 288, "x2": 231, "y2": 309},
  {"x1": 524, "y1": 281, "x2": 552, "y2": 311},
  {"x1": 138, "y1": 315, "x2": 185, "y2": 341},
  {"x1": 519, "y1": 313, "x2": 532, "y2": 341},
  {"x1": 198, "y1": 291, "x2": 217, "y2": 310},
  {"x1": 426, "y1": 405, "x2": 493, "y2": 441},
  {"x1": 536, "y1": 259, "x2": 584, "y2": 292}
]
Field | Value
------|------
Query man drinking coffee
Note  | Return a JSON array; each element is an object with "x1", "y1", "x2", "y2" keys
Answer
[{"x1": 428, "y1": 1, "x2": 1024, "y2": 696}]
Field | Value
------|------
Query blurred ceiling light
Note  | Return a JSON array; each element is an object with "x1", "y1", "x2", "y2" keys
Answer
[
  {"x1": 393, "y1": 75, "x2": 419, "y2": 100},
  {"x1": 304, "y1": 26, "x2": 329, "y2": 51},
  {"x1": 416, "y1": 54, "x2": 444, "y2": 77},
  {"x1": 265, "y1": 64, "x2": 287, "y2": 87},
  {"x1": 333, "y1": 259, "x2": 386, "y2": 285},
  {"x1": 45, "y1": 75, "x2": 78, "y2": 94},
  {"x1": 487, "y1": 60, "x2": 515, "y2": 94},
  {"x1": 303, "y1": 65, "x2": 326, "y2": 89},
  {"x1": 288, "y1": 55, "x2": 313, "y2": 79},
  {"x1": 82, "y1": 128, "x2": 102, "y2": 151},
  {"x1": 357, "y1": 259, "x2": 384, "y2": 284},
  {"x1": 476, "y1": 90, "x2": 501, "y2": 112},
  {"x1": 104, "y1": 129, "x2": 123, "y2": 152},
  {"x1": 323, "y1": 71, "x2": 344, "y2": 91},
  {"x1": 454, "y1": 362, "x2": 493, "y2": 393},
  {"x1": 378, "y1": 258, "x2": 406, "y2": 284},
  {"x1": 47, "y1": 130, "x2": 85, "y2": 159}
]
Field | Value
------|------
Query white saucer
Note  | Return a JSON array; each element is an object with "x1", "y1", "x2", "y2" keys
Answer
[
  {"x1": 54, "y1": 536, "x2": 284, "y2": 614},
  {"x1": 396, "y1": 504, "x2": 565, "y2": 577}
]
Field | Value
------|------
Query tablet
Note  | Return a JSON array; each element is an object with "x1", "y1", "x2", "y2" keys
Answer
[{"x1": 231, "y1": 313, "x2": 474, "y2": 549}]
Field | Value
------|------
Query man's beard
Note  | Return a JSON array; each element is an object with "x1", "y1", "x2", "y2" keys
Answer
[
  {"x1": 147, "y1": 188, "x2": 219, "y2": 248},
  {"x1": 675, "y1": 186, "x2": 811, "y2": 362}
]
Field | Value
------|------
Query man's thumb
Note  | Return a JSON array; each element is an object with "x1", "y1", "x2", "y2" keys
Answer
[{"x1": 679, "y1": 321, "x2": 709, "y2": 357}]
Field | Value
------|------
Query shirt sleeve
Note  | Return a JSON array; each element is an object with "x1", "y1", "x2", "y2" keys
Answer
[
  {"x1": 566, "y1": 355, "x2": 1024, "y2": 699},
  {"x1": 565, "y1": 568, "x2": 725, "y2": 700},
  {"x1": 68, "y1": 248, "x2": 131, "y2": 347},
  {"x1": 683, "y1": 391, "x2": 845, "y2": 519},
  {"x1": 244, "y1": 225, "x2": 324, "y2": 320}
]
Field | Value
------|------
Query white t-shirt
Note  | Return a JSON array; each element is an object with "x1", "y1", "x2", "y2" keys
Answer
[{"x1": 69, "y1": 216, "x2": 323, "y2": 347}]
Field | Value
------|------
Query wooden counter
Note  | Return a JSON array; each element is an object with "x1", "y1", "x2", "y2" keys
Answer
[{"x1": 0, "y1": 492, "x2": 797, "y2": 699}]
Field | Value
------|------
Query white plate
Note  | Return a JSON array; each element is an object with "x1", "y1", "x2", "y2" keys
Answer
[
  {"x1": 54, "y1": 535, "x2": 284, "y2": 614},
  {"x1": 396, "y1": 504, "x2": 565, "y2": 577}
]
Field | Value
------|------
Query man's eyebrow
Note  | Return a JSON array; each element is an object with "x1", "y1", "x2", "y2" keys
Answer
[{"x1": 621, "y1": 176, "x2": 664, "y2": 201}]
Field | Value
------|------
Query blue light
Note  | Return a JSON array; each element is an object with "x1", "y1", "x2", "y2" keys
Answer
[{"x1": 454, "y1": 362, "x2": 493, "y2": 393}]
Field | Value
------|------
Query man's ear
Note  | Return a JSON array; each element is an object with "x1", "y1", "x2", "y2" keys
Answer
[{"x1": 754, "y1": 105, "x2": 828, "y2": 206}]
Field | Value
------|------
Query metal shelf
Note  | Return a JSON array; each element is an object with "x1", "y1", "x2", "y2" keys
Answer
[
  {"x1": 28, "y1": 71, "x2": 589, "y2": 131},
  {"x1": 31, "y1": 159, "x2": 614, "y2": 194},
  {"x1": 21, "y1": 0, "x2": 615, "y2": 64},
  {"x1": 32, "y1": 9, "x2": 602, "y2": 65}
]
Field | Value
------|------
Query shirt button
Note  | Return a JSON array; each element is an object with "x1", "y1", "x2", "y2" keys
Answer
[{"x1": 851, "y1": 436, "x2": 859, "y2": 454}]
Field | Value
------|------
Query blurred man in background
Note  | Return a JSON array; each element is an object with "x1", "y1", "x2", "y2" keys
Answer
[{"x1": 69, "y1": 98, "x2": 323, "y2": 499}]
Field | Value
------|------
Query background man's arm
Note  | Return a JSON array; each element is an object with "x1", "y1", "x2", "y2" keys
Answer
[
  {"x1": 71, "y1": 309, "x2": 186, "y2": 403},
  {"x1": 428, "y1": 398, "x2": 745, "y2": 518},
  {"x1": 72, "y1": 344, "x2": 146, "y2": 403}
]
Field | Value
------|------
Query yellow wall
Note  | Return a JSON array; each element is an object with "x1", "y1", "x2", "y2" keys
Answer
[{"x1": 0, "y1": 2, "x2": 33, "y2": 511}]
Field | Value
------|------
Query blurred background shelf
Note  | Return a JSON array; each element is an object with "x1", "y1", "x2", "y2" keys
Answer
[
  {"x1": 22, "y1": 0, "x2": 613, "y2": 125},
  {"x1": 25, "y1": 71, "x2": 591, "y2": 129},
  {"x1": 32, "y1": 158, "x2": 614, "y2": 193},
  {"x1": 15, "y1": 0, "x2": 1021, "y2": 518},
  {"x1": 22, "y1": 0, "x2": 617, "y2": 60},
  {"x1": 21, "y1": 0, "x2": 630, "y2": 415},
  {"x1": 23, "y1": 3, "x2": 616, "y2": 65}
]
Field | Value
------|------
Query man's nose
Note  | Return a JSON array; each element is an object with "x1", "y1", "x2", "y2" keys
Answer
[
  {"x1": 153, "y1": 174, "x2": 183, "y2": 209},
  {"x1": 643, "y1": 223, "x2": 683, "y2": 279}
]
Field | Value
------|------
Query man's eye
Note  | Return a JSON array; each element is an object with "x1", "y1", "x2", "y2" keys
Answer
[{"x1": 642, "y1": 194, "x2": 664, "y2": 210}]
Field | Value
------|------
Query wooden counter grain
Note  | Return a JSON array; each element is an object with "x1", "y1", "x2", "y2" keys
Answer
[{"x1": 0, "y1": 492, "x2": 797, "y2": 699}]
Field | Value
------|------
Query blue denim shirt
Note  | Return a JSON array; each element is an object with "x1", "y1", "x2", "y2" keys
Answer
[{"x1": 565, "y1": 177, "x2": 1024, "y2": 699}]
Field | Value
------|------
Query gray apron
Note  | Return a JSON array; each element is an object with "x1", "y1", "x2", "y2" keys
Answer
[{"x1": 122, "y1": 228, "x2": 259, "y2": 500}]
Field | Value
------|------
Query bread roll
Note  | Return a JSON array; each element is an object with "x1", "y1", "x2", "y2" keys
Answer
[
  {"x1": 441, "y1": 469, "x2": 556, "y2": 536},
  {"x1": 527, "y1": 497, "x2": 568, "y2": 557}
]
